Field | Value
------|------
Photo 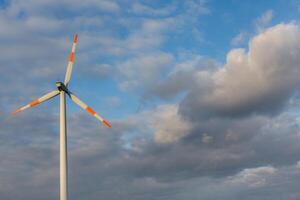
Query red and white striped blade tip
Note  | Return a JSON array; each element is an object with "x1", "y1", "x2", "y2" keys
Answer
[
  {"x1": 103, "y1": 120, "x2": 112, "y2": 128},
  {"x1": 11, "y1": 109, "x2": 21, "y2": 115},
  {"x1": 74, "y1": 34, "x2": 78, "y2": 43}
]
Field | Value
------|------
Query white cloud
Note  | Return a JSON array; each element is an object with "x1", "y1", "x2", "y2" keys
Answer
[
  {"x1": 213, "y1": 23, "x2": 300, "y2": 109},
  {"x1": 181, "y1": 23, "x2": 300, "y2": 118},
  {"x1": 231, "y1": 31, "x2": 248, "y2": 46},
  {"x1": 255, "y1": 10, "x2": 274, "y2": 31},
  {"x1": 227, "y1": 166, "x2": 277, "y2": 188},
  {"x1": 152, "y1": 104, "x2": 192, "y2": 144}
]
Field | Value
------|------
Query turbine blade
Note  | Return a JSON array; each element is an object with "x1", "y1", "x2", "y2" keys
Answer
[
  {"x1": 64, "y1": 34, "x2": 78, "y2": 85},
  {"x1": 12, "y1": 90, "x2": 60, "y2": 115},
  {"x1": 69, "y1": 93, "x2": 112, "y2": 128}
]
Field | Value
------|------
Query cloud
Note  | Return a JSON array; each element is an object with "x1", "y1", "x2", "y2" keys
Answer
[
  {"x1": 149, "y1": 55, "x2": 218, "y2": 100},
  {"x1": 227, "y1": 166, "x2": 277, "y2": 188},
  {"x1": 231, "y1": 10, "x2": 274, "y2": 47},
  {"x1": 201, "y1": 133, "x2": 213, "y2": 144},
  {"x1": 231, "y1": 31, "x2": 248, "y2": 46},
  {"x1": 9, "y1": 0, "x2": 120, "y2": 16},
  {"x1": 118, "y1": 52, "x2": 174, "y2": 91},
  {"x1": 152, "y1": 104, "x2": 192, "y2": 144},
  {"x1": 3, "y1": 98, "x2": 300, "y2": 200},
  {"x1": 131, "y1": 1, "x2": 177, "y2": 17},
  {"x1": 148, "y1": 23, "x2": 300, "y2": 121},
  {"x1": 255, "y1": 10, "x2": 274, "y2": 31},
  {"x1": 180, "y1": 23, "x2": 300, "y2": 119}
]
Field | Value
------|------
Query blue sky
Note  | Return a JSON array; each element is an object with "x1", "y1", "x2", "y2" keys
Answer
[{"x1": 3, "y1": 0, "x2": 300, "y2": 199}]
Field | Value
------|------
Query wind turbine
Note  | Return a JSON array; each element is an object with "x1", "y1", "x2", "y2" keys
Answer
[{"x1": 12, "y1": 34, "x2": 112, "y2": 200}]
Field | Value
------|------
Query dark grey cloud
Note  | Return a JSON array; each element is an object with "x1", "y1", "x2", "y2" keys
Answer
[
  {"x1": 147, "y1": 56, "x2": 218, "y2": 100},
  {"x1": 2, "y1": 100, "x2": 300, "y2": 200}
]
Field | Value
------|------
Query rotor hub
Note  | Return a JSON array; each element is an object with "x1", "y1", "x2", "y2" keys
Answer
[{"x1": 56, "y1": 82, "x2": 69, "y2": 94}]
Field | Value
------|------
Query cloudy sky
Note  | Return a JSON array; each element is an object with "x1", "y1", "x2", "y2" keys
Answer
[{"x1": 2, "y1": 0, "x2": 300, "y2": 199}]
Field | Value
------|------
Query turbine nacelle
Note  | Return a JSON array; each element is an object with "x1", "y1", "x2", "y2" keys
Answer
[
  {"x1": 55, "y1": 81, "x2": 64, "y2": 88},
  {"x1": 56, "y1": 81, "x2": 70, "y2": 95}
]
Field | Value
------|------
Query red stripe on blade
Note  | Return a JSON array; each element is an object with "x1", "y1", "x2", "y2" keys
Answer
[
  {"x1": 86, "y1": 107, "x2": 96, "y2": 115},
  {"x1": 73, "y1": 34, "x2": 78, "y2": 43},
  {"x1": 30, "y1": 99, "x2": 40, "y2": 107},
  {"x1": 103, "y1": 120, "x2": 112, "y2": 128},
  {"x1": 69, "y1": 52, "x2": 74, "y2": 62}
]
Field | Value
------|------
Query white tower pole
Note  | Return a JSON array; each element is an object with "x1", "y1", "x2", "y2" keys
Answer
[{"x1": 60, "y1": 91, "x2": 68, "y2": 200}]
